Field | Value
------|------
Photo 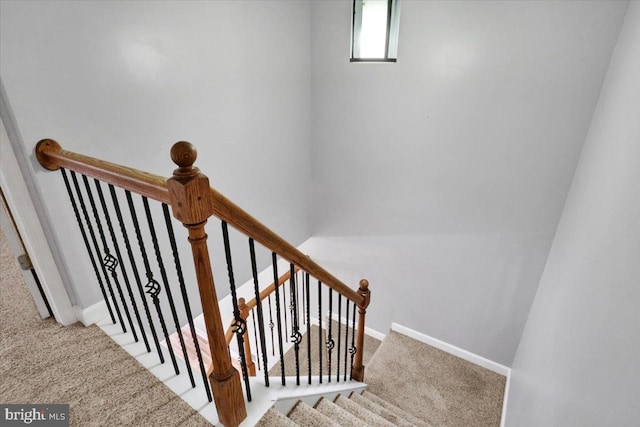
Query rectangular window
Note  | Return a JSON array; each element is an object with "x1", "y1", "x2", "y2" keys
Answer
[{"x1": 351, "y1": 0, "x2": 401, "y2": 62}]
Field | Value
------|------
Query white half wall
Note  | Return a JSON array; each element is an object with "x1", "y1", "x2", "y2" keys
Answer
[
  {"x1": 506, "y1": 2, "x2": 640, "y2": 425},
  {"x1": 0, "y1": 1, "x2": 312, "y2": 311},
  {"x1": 309, "y1": 0, "x2": 627, "y2": 365}
]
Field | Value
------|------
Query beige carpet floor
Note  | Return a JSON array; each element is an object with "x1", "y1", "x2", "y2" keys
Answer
[
  {"x1": 365, "y1": 330, "x2": 506, "y2": 426},
  {"x1": 0, "y1": 228, "x2": 210, "y2": 426},
  {"x1": 268, "y1": 319, "x2": 381, "y2": 378}
]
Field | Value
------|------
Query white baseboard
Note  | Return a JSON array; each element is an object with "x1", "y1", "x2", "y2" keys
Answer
[
  {"x1": 328, "y1": 312, "x2": 386, "y2": 341},
  {"x1": 500, "y1": 369, "x2": 511, "y2": 427},
  {"x1": 74, "y1": 300, "x2": 108, "y2": 326},
  {"x1": 391, "y1": 323, "x2": 510, "y2": 376}
]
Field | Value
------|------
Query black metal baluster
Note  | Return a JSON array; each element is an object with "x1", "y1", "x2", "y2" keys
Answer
[
  {"x1": 318, "y1": 280, "x2": 323, "y2": 384},
  {"x1": 142, "y1": 196, "x2": 189, "y2": 380},
  {"x1": 163, "y1": 204, "x2": 212, "y2": 401},
  {"x1": 301, "y1": 271, "x2": 305, "y2": 326},
  {"x1": 110, "y1": 184, "x2": 157, "y2": 354},
  {"x1": 94, "y1": 180, "x2": 141, "y2": 343},
  {"x1": 125, "y1": 190, "x2": 168, "y2": 366},
  {"x1": 290, "y1": 264, "x2": 301, "y2": 385},
  {"x1": 289, "y1": 277, "x2": 296, "y2": 340},
  {"x1": 337, "y1": 294, "x2": 342, "y2": 382},
  {"x1": 297, "y1": 271, "x2": 302, "y2": 328},
  {"x1": 326, "y1": 288, "x2": 334, "y2": 383},
  {"x1": 272, "y1": 253, "x2": 286, "y2": 385},
  {"x1": 248, "y1": 237, "x2": 269, "y2": 387},
  {"x1": 70, "y1": 172, "x2": 125, "y2": 331},
  {"x1": 29, "y1": 269, "x2": 53, "y2": 318},
  {"x1": 350, "y1": 301, "x2": 357, "y2": 380},
  {"x1": 60, "y1": 169, "x2": 115, "y2": 324},
  {"x1": 305, "y1": 272, "x2": 311, "y2": 384},
  {"x1": 268, "y1": 294, "x2": 275, "y2": 356},
  {"x1": 82, "y1": 174, "x2": 133, "y2": 335},
  {"x1": 282, "y1": 272, "x2": 288, "y2": 343},
  {"x1": 250, "y1": 308, "x2": 260, "y2": 371},
  {"x1": 344, "y1": 299, "x2": 349, "y2": 381},
  {"x1": 221, "y1": 222, "x2": 251, "y2": 400}
]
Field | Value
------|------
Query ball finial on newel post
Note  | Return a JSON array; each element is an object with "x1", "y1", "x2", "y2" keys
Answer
[{"x1": 170, "y1": 141, "x2": 199, "y2": 178}]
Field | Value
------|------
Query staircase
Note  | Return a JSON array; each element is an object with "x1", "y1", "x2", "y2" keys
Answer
[
  {"x1": 258, "y1": 390, "x2": 430, "y2": 426},
  {"x1": 249, "y1": 328, "x2": 505, "y2": 426},
  {"x1": 34, "y1": 140, "x2": 506, "y2": 427}
]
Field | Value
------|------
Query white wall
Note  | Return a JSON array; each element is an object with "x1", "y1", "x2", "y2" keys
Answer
[
  {"x1": 506, "y1": 2, "x2": 639, "y2": 425},
  {"x1": 309, "y1": 0, "x2": 627, "y2": 365},
  {"x1": 0, "y1": 1, "x2": 312, "y2": 310}
]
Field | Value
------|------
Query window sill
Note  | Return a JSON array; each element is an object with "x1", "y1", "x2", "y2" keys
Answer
[{"x1": 350, "y1": 58, "x2": 397, "y2": 63}]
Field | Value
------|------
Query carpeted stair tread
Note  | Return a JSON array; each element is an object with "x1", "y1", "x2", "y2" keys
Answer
[
  {"x1": 361, "y1": 390, "x2": 431, "y2": 427},
  {"x1": 314, "y1": 397, "x2": 369, "y2": 427},
  {"x1": 256, "y1": 408, "x2": 299, "y2": 426},
  {"x1": 333, "y1": 394, "x2": 395, "y2": 426},
  {"x1": 0, "y1": 229, "x2": 210, "y2": 426},
  {"x1": 287, "y1": 401, "x2": 336, "y2": 427},
  {"x1": 350, "y1": 391, "x2": 423, "y2": 427}
]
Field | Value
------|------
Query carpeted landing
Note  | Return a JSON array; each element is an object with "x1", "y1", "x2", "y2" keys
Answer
[{"x1": 0, "y1": 228, "x2": 210, "y2": 426}]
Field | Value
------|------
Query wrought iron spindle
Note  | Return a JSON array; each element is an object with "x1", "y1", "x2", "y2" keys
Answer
[
  {"x1": 94, "y1": 180, "x2": 143, "y2": 344},
  {"x1": 326, "y1": 288, "x2": 334, "y2": 383},
  {"x1": 305, "y1": 272, "x2": 311, "y2": 384},
  {"x1": 125, "y1": 190, "x2": 171, "y2": 366},
  {"x1": 318, "y1": 280, "x2": 323, "y2": 384},
  {"x1": 221, "y1": 222, "x2": 251, "y2": 400},
  {"x1": 350, "y1": 301, "x2": 357, "y2": 380},
  {"x1": 272, "y1": 253, "x2": 286, "y2": 385},
  {"x1": 250, "y1": 308, "x2": 260, "y2": 371},
  {"x1": 297, "y1": 271, "x2": 302, "y2": 328},
  {"x1": 336, "y1": 293, "x2": 342, "y2": 382},
  {"x1": 344, "y1": 299, "x2": 349, "y2": 381},
  {"x1": 290, "y1": 264, "x2": 301, "y2": 385},
  {"x1": 282, "y1": 272, "x2": 288, "y2": 343},
  {"x1": 81, "y1": 174, "x2": 134, "y2": 335},
  {"x1": 111, "y1": 186, "x2": 163, "y2": 358},
  {"x1": 60, "y1": 169, "x2": 115, "y2": 324},
  {"x1": 268, "y1": 294, "x2": 275, "y2": 356},
  {"x1": 142, "y1": 196, "x2": 191, "y2": 382},
  {"x1": 70, "y1": 171, "x2": 125, "y2": 331},
  {"x1": 163, "y1": 204, "x2": 212, "y2": 401},
  {"x1": 248, "y1": 237, "x2": 269, "y2": 387},
  {"x1": 301, "y1": 271, "x2": 305, "y2": 326}
]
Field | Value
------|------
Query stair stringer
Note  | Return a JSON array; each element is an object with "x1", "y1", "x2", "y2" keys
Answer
[{"x1": 241, "y1": 376, "x2": 367, "y2": 426}]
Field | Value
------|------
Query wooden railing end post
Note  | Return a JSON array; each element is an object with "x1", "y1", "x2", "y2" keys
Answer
[
  {"x1": 35, "y1": 139, "x2": 62, "y2": 170},
  {"x1": 352, "y1": 278, "x2": 371, "y2": 382},
  {"x1": 167, "y1": 141, "x2": 247, "y2": 427}
]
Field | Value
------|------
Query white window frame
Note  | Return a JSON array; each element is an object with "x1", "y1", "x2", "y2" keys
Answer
[{"x1": 351, "y1": 0, "x2": 401, "y2": 62}]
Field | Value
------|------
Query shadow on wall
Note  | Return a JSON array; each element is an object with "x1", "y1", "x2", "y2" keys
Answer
[{"x1": 299, "y1": 232, "x2": 553, "y2": 366}]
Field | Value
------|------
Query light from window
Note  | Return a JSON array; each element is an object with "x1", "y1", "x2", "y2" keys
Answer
[{"x1": 351, "y1": 0, "x2": 400, "y2": 62}]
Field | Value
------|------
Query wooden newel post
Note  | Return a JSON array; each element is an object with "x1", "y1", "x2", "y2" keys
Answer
[
  {"x1": 237, "y1": 298, "x2": 256, "y2": 376},
  {"x1": 351, "y1": 279, "x2": 370, "y2": 382},
  {"x1": 167, "y1": 142, "x2": 246, "y2": 427}
]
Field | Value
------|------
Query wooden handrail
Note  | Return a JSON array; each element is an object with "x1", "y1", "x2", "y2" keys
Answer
[
  {"x1": 35, "y1": 139, "x2": 170, "y2": 203},
  {"x1": 245, "y1": 267, "x2": 298, "y2": 312},
  {"x1": 224, "y1": 268, "x2": 297, "y2": 345},
  {"x1": 36, "y1": 139, "x2": 365, "y2": 307},
  {"x1": 207, "y1": 187, "x2": 364, "y2": 306},
  {"x1": 36, "y1": 138, "x2": 372, "y2": 409}
]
